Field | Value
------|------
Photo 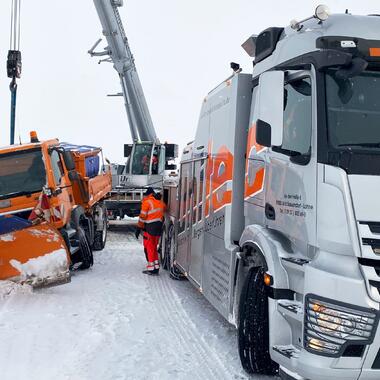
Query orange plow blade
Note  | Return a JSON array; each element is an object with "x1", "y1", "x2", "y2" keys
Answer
[{"x1": 0, "y1": 218, "x2": 70, "y2": 288}]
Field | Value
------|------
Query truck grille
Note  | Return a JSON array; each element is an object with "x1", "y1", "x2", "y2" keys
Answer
[
  {"x1": 362, "y1": 238, "x2": 380, "y2": 254},
  {"x1": 359, "y1": 258, "x2": 380, "y2": 276},
  {"x1": 359, "y1": 258, "x2": 380, "y2": 298},
  {"x1": 358, "y1": 222, "x2": 380, "y2": 301}
]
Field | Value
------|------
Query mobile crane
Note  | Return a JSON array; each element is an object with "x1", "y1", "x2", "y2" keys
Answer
[
  {"x1": 162, "y1": 6, "x2": 380, "y2": 380},
  {"x1": 89, "y1": 0, "x2": 177, "y2": 219}
]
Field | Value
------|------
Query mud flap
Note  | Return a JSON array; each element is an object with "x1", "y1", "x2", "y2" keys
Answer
[{"x1": 0, "y1": 216, "x2": 71, "y2": 288}]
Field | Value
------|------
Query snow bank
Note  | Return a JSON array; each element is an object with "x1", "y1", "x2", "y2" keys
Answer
[
  {"x1": 0, "y1": 280, "x2": 32, "y2": 300},
  {"x1": 9, "y1": 248, "x2": 69, "y2": 286}
]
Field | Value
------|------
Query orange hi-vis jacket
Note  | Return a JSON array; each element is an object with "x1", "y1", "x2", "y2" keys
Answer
[{"x1": 138, "y1": 194, "x2": 165, "y2": 236}]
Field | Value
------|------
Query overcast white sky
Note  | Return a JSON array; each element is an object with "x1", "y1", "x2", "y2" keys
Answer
[{"x1": 0, "y1": 0, "x2": 379, "y2": 162}]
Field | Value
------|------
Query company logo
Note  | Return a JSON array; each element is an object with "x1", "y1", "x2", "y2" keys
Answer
[
  {"x1": 244, "y1": 124, "x2": 266, "y2": 200},
  {"x1": 205, "y1": 143, "x2": 233, "y2": 216}
]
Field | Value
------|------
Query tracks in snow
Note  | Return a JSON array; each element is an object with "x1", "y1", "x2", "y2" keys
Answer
[{"x1": 147, "y1": 271, "x2": 235, "y2": 380}]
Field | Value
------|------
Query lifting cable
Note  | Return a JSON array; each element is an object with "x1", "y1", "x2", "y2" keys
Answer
[{"x1": 7, "y1": 0, "x2": 22, "y2": 145}]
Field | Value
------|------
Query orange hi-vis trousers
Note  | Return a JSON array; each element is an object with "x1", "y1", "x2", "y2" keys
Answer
[{"x1": 143, "y1": 232, "x2": 160, "y2": 271}]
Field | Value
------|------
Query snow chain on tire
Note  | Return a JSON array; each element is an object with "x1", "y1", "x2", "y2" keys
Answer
[
  {"x1": 93, "y1": 204, "x2": 108, "y2": 251},
  {"x1": 78, "y1": 225, "x2": 93, "y2": 270},
  {"x1": 238, "y1": 266, "x2": 278, "y2": 375},
  {"x1": 167, "y1": 224, "x2": 185, "y2": 281}
]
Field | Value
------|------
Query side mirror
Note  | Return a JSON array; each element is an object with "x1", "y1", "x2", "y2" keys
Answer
[
  {"x1": 124, "y1": 144, "x2": 133, "y2": 158},
  {"x1": 257, "y1": 71, "x2": 284, "y2": 146},
  {"x1": 62, "y1": 151, "x2": 75, "y2": 171},
  {"x1": 256, "y1": 119, "x2": 271, "y2": 147},
  {"x1": 165, "y1": 144, "x2": 178, "y2": 160}
]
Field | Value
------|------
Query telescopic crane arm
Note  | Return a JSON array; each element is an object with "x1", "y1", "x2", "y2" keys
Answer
[{"x1": 89, "y1": 0, "x2": 157, "y2": 143}]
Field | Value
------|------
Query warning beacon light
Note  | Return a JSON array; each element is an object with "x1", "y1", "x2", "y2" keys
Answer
[
  {"x1": 290, "y1": 4, "x2": 331, "y2": 31},
  {"x1": 30, "y1": 131, "x2": 39, "y2": 143}
]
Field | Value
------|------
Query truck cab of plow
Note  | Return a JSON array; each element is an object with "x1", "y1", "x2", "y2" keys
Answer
[{"x1": 0, "y1": 131, "x2": 112, "y2": 286}]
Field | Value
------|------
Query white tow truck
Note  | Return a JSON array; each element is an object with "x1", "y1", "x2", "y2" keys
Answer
[{"x1": 161, "y1": 6, "x2": 380, "y2": 380}]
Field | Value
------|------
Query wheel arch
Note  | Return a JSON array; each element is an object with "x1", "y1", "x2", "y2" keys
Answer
[
  {"x1": 231, "y1": 224, "x2": 290, "y2": 323},
  {"x1": 69, "y1": 205, "x2": 86, "y2": 228}
]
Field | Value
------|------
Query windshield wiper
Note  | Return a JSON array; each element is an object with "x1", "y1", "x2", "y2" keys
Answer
[
  {"x1": 338, "y1": 143, "x2": 380, "y2": 148},
  {"x1": 0, "y1": 190, "x2": 40, "y2": 200}
]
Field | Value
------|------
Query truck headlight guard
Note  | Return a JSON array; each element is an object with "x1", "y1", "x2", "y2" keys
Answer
[{"x1": 304, "y1": 295, "x2": 379, "y2": 357}]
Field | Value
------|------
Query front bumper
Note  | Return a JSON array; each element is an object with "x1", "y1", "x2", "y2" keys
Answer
[{"x1": 278, "y1": 252, "x2": 380, "y2": 380}]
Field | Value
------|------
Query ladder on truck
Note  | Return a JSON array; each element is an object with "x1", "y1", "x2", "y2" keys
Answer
[{"x1": 89, "y1": 0, "x2": 177, "y2": 218}]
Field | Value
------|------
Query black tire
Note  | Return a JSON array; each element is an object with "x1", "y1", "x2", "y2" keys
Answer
[
  {"x1": 167, "y1": 224, "x2": 185, "y2": 281},
  {"x1": 159, "y1": 227, "x2": 169, "y2": 270},
  {"x1": 238, "y1": 267, "x2": 278, "y2": 375},
  {"x1": 78, "y1": 226, "x2": 93, "y2": 270},
  {"x1": 93, "y1": 207, "x2": 108, "y2": 251}
]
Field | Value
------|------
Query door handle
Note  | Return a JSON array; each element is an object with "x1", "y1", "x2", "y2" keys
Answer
[{"x1": 265, "y1": 203, "x2": 276, "y2": 220}]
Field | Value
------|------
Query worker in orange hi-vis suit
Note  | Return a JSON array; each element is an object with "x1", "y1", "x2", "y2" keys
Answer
[{"x1": 135, "y1": 187, "x2": 165, "y2": 275}]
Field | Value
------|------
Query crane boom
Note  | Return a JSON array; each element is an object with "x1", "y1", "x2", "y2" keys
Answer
[{"x1": 90, "y1": 0, "x2": 157, "y2": 143}]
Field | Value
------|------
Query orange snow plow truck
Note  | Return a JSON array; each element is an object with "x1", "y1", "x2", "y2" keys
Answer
[{"x1": 0, "y1": 132, "x2": 112, "y2": 287}]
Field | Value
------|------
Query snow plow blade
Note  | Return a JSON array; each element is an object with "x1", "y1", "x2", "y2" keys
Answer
[{"x1": 0, "y1": 216, "x2": 71, "y2": 288}]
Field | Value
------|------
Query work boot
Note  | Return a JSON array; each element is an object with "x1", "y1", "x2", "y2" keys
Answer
[{"x1": 142, "y1": 269, "x2": 159, "y2": 275}]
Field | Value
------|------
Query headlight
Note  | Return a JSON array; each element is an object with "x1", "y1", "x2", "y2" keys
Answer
[{"x1": 304, "y1": 295, "x2": 379, "y2": 357}]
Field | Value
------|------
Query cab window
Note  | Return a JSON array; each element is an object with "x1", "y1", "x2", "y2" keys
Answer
[
  {"x1": 279, "y1": 77, "x2": 312, "y2": 155},
  {"x1": 50, "y1": 150, "x2": 64, "y2": 185},
  {"x1": 132, "y1": 144, "x2": 153, "y2": 175}
]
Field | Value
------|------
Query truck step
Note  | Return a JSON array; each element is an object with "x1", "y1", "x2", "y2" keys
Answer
[
  {"x1": 70, "y1": 239, "x2": 79, "y2": 248},
  {"x1": 70, "y1": 245, "x2": 80, "y2": 256},
  {"x1": 277, "y1": 299, "x2": 304, "y2": 322},
  {"x1": 281, "y1": 257, "x2": 308, "y2": 294},
  {"x1": 65, "y1": 227, "x2": 77, "y2": 240},
  {"x1": 273, "y1": 345, "x2": 300, "y2": 359},
  {"x1": 282, "y1": 257, "x2": 309, "y2": 266}
]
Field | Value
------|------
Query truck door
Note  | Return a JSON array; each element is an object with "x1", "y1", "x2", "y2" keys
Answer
[
  {"x1": 49, "y1": 150, "x2": 73, "y2": 226},
  {"x1": 189, "y1": 158, "x2": 206, "y2": 286},
  {"x1": 176, "y1": 161, "x2": 193, "y2": 272},
  {"x1": 264, "y1": 71, "x2": 317, "y2": 253}
]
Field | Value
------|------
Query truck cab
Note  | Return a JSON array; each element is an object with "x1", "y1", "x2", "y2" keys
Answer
[
  {"x1": 0, "y1": 132, "x2": 112, "y2": 279},
  {"x1": 241, "y1": 13, "x2": 380, "y2": 380},
  {"x1": 105, "y1": 141, "x2": 178, "y2": 218}
]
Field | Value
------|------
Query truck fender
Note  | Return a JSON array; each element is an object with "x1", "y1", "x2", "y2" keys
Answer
[
  {"x1": 234, "y1": 224, "x2": 293, "y2": 357},
  {"x1": 69, "y1": 205, "x2": 86, "y2": 228},
  {"x1": 238, "y1": 224, "x2": 289, "y2": 289},
  {"x1": 69, "y1": 205, "x2": 94, "y2": 246},
  {"x1": 231, "y1": 224, "x2": 290, "y2": 323}
]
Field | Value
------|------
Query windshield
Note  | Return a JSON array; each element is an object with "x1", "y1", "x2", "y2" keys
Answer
[
  {"x1": 326, "y1": 70, "x2": 380, "y2": 148},
  {"x1": 131, "y1": 144, "x2": 153, "y2": 175},
  {"x1": 0, "y1": 149, "x2": 46, "y2": 200}
]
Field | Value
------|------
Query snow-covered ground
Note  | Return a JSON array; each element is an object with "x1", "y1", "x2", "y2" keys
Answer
[{"x1": 0, "y1": 222, "x2": 277, "y2": 380}]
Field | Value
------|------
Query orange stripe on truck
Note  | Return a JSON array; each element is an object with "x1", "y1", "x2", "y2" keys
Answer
[
  {"x1": 370, "y1": 48, "x2": 380, "y2": 57},
  {"x1": 244, "y1": 124, "x2": 266, "y2": 199}
]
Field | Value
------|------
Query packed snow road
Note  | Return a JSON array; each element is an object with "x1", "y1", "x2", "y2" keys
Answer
[{"x1": 0, "y1": 222, "x2": 276, "y2": 380}]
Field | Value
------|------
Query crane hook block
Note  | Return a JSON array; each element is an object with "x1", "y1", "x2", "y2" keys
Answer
[{"x1": 7, "y1": 50, "x2": 22, "y2": 79}]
